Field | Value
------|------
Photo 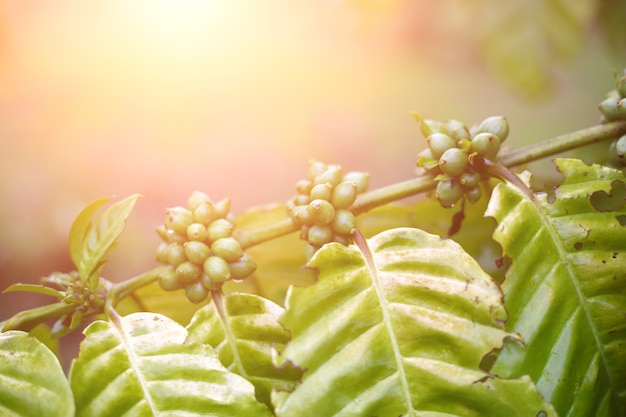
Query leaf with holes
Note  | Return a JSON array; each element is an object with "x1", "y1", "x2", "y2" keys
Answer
[
  {"x1": 486, "y1": 158, "x2": 626, "y2": 416},
  {"x1": 185, "y1": 292, "x2": 302, "y2": 410},
  {"x1": 0, "y1": 331, "x2": 74, "y2": 417},
  {"x1": 68, "y1": 311, "x2": 272, "y2": 417},
  {"x1": 272, "y1": 228, "x2": 556, "y2": 417}
]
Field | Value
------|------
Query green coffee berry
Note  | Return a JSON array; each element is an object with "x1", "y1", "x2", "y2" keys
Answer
[
  {"x1": 310, "y1": 183, "x2": 333, "y2": 201},
  {"x1": 303, "y1": 243, "x2": 318, "y2": 261},
  {"x1": 427, "y1": 133, "x2": 456, "y2": 159},
  {"x1": 436, "y1": 179, "x2": 464, "y2": 208},
  {"x1": 308, "y1": 160, "x2": 327, "y2": 181},
  {"x1": 214, "y1": 198, "x2": 232, "y2": 219},
  {"x1": 465, "y1": 186, "x2": 482, "y2": 204},
  {"x1": 165, "y1": 207, "x2": 194, "y2": 235},
  {"x1": 471, "y1": 132, "x2": 501, "y2": 160},
  {"x1": 612, "y1": 135, "x2": 626, "y2": 167},
  {"x1": 416, "y1": 148, "x2": 440, "y2": 171},
  {"x1": 176, "y1": 261, "x2": 201, "y2": 284},
  {"x1": 187, "y1": 191, "x2": 211, "y2": 213},
  {"x1": 308, "y1": 199, "x2": 336, "y2": 225},
  {"x1": 294, "y1": 194, "x2": 311, "y2": 206},
  {"x1": 446, "y1": 119, "x2": 471, "y2": 141},
  {"x1": 159, "y1": 268, "x2": 184, "y2": 291},
  {"x1": 598, "y1": 96, "x2": 621, "y2": 121},
  {"x1": 617, "y1": 75, "x2": 626, "y2": 99},
  {"x1": 331, "y1": 209, "x2": 356, "y2": 235},
  {"x1": 314, "y1": 165, "x2": 343, "y2": 187},
  {"x1": 229, "y1": 253, "x2": 257, "y2": 281},
  {"x1": 343, "y1": 171, "x2": 369, "y2": 193},
  {"x1": 331, "y1": 181, "x2": 358, "y2": 209},
  {"x1": 184, "y1": 241, "x2": 211, "y2": 265},
  {"x1": 459, "y1": 171, "x2": 481, "y2": 189},
  {"x1": 476, "y1": 116, "x2": 509, "y2": 143},
  {"x1": 211, "y1": 237, "x2": 244, "y2": 262},
  {"x1": 193, "y1": 202, "x2": 216, "y2": 226},
  {"x1": 420, "y1": 118, "x2": 448, "y2": 137},
  {"x1": 332, "y1": 233, "x2": 351, "y2": 246},
  {"x1": 296, "y1": 180, "x2": 313, "y2": 196},
  {"x1": 307, "y1": 224, "x2": 333, "y2": 246},
  {"x1": 166, "y1": 243, "x2": 187, "y2": 267},
  {"x1": 185, "y1": 280, "x2": 209, "y2": 303},
  {"x1": 203, "y1": 256, "x2": 231, "y2": 283},
  {"x1": 617, "y1": 98, "x2": 626, "y2": 119},
  {"x1": 156, "y1": 242, "x2": 170, "y2": 264},
  {"x1": 438, "y1": 148, "x2": 469, "y2": 177},
  {"x1": 207, "y1": 218, "x2": 233, "y2": 241},
  {"x1": 187, "y1": 222, "x2": 208, "y2": 242},
  {"x1": 293, "y1": 205, "x2": 313, "y2": 226},
  {"x1": 157, "y1": 225, "x2": 183, "y2": 244}
]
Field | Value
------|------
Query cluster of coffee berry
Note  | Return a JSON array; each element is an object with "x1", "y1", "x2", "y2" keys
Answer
[
  {"x1": 156, "y1": 191, "x2": 256, "y2": 303},
  {"x1": 287, "y1": 160, "x2": 369, "y2": 258},
  {"x1": 414, "y1": 114, "x2": 509, "y2": 208},
  {"x1": 598, "y1": 68, "x2": 626, "y2": 123}
]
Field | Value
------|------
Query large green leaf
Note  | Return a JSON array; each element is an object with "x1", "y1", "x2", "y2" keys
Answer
[
  {"x1": 0, "y1": 330, "x2": 74, "y2": 417},
  {"x1": 272, "y1": 228, "x2": 556, "y2": 416},
  {"x1": 486, "y1": 158, "x2": 626, "y2": 416},
  {"x1": 69, "y1": 312, "x2": 272, "y2": 417},
  {"x1": 186, "y1": 292, "x2": 302, "y2": 409}
]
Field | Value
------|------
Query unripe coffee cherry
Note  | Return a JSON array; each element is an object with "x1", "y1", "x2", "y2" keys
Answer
[
  {"x1": 598, "y1": 96, "x2": 621, "y2": 121},
  {"x1": 310, "y1": 183, "x2": 333, "y2": 201},
  {"x1": 612, "y1": 135, "x2": 626, "y2": 167},
  {"x1": 308, "y1": 199, "x2": 336, "y2": 225},
  {"x1": 438, "y1": 148, "x2": 469, "y2": 177},
  {"x1": 203, "y1": 256, "x2": 231, "y2": 283},
  {"x1": 617, "y1": 75, "x2": 626, "y2": 99},
  {"x1": 331, "y1": 209, "x2": 356, "y2": 235},
  {"x1": 193, "y1": 202, "x2": 216, "y2": 226},
  {"x1": 296, "y1": 180, "x2": 313, "y2": 196},
  {"x1": 207, "y1": 218, "x2": 233, "y2": 241},
  {"x1": 185, "y1": 280, "x2": 209, "y2": 303},
  {"x1": 187, "y1": 223, "x2": 208, "y2": 242},
  {"x1": 156, "y1": 225, "x2": 185, "y2": 244},
  {"x1": 411, "y1": 112, "x2": 447, "y2": 136},
  {"x1": 156, "y1": 242, "x2": 170, "y2": 264},
  {"x1": 465, "y1": 186, "x2": 482, "y2": 204},
  {"x1": 476, "y1": 116, "x2": 509, "y2": 143},
  {"x1": 214, "y1": 198, "x2": 232, "y2": 219},
  {"x1": 293, "y1": 205, "x2": 313, "y2": 226},
  {"x1": 308, "y1": 160, "x2": 327, "y2": 181},
  {"x1": 427, "y1": 133, "x2": 456, "y2": 159},
  {"x1": 314, "y1": 165, "x2": 343, "y2": 187},
  {"x1": 331, "y1": 181, "x2": 358, "y2": 209},
  {"x1": 166, "y1": 243, "x2": 187, "y2": 267},
  {"x1": 307, "y1": 224, "x2": 333, "y2": 246},
  {"x1": 471, "y1": 133, "x2": 501, "y2": 160},
  {"x1": 229, "y1": 253, "x2": 257, "y2": 281},
  {"x1": 460, "y1": 172, "x2": 481, "y2": 189},
  {"x1": 446, "y1": 119, "x2": 471, "y2": 141},
  {"x1": 436, "y1": 179, "x2": 463, "y2": 208},
  {"x1": 187, "y1": 191, "x2": 212, "y2": 213},
  {"x1": 617, "y1": 98, "x2": 626, "y2": 119},
  {"x1": 211, "y1": 237, "x2": 244, "y2": 262},
  {"x1": 165, "y1": 207, "x2": 194, "y2": 235},
  {"x1": 343, "y1": 171, "x2": 369, "y2": 193},
  {"x1": 294, "y1": 194, "x2": 311, "y2": 206},
  {"x1": 159, "y1": 268, "x2": 185, "y2": 291},
  {"x1": 184, "y1": 241, "x2": 211, "y2": 265}
]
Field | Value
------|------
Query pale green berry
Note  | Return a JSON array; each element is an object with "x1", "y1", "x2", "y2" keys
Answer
[
  {"x1": 165, "y1": 207, "x2": 193, "y2": 235},
  {"x1": 293, "y1": 205, "x2": 313, "y2": 226},
  {"x1": 427, "y1": 133, "x2": 456, "y2": 159},
  {"x1": 310, "y1": 183, "x2": 333, "y2": 201},
  {"x1": 331, "y1": 181, "x2": 358, "y2": 209},
  {"x1": 166, "y1": 243, "x2": 187, "y2": 267},
  {"x1": 418, "y1": 118, "x2": 447, "y2": 137},
  {"x1": 159, "y1": 268, "x2": 184, "y2": 291},
  {"x1": 436, "y1": 179, "x2": 464, "y2": 208},
  {"x1": 187, "y1": 222, "x2": 208, "y2": 242},
  {"x1": 187, "y1": 191, "x2": 211, "y2": 213},
  {"x1": 332, "y1": 233, "x2": 351, "y2": 246},
  {"x1": 303, "y1": 243, "x2": 318, "y2": 261},
  {"x1": 617, "y1": 75, "x2": 626, "y2": 99},
  {"x1": 331, "y1": 209, "x2": 356, "y2": 235},
  {"x1": 308, "y1": 199, "x2": 336, "y2": 225},
  {"x1": 446, "y1": 119, "x2": 471, "y2": 141},
  {"x1": 617, "y1": 98, "x2": 626, "y2": 119},
  {"x1": 185, "y1": 280, "x2": 209, "y2": 303},
  {"x1": 611, "y1": 135, "x2": 626, "y2": 167},
  {"x1": 465, "y1": 186, "x2": 482, "y2": 204},
  {"x1": 438, "y1": 148, "x2": 469, "y2": 177},
  {"x1": 416, "y1": 148, "x2": 440, "y2": 171},
  {"x1": 229, "y1": 253, "x2": 257, "y2": 281},
  {"x1": 314, "y1": 165, "x2": 343, "y2": 187},
  {"x1": 214, "y1": 198, "x2": 232, "y2": 219},
  {"x1": 598, "y1": 96, "x2": 621, "y2": 121},
  {"x1": 460, "y1": 171, "x2": 481, "y2": 189},
  {"x1": 476, "y1": 116, "x2": 509, "y2": 143},
  {"x1": 307, "y1": 224, "x2": 333, "y2": 246},
  {"x1": 156, "y1": 242, "x2": 170, "y2": 264},
  {"x1": 207, "y1": 218, "x2": 233, "y2": 241},
  {"x1": 203, "y1": 256, "x2": 231, "y2": 283},
  {"x1": 294, "y1": 194, "x2": 311, "y2": 206},
  {"x1": 184, "y1": 241, "x2": 211, "y2": 265},
  {"x1": 176, "y1": 261, "x2": 201, "y2": 284},
  {"x1": 296, "y1": 180, "x2": 313, "y2": 196},
  {"x1": 471, "y1": 132, "x2": 501, "y2": 160},
  {"x1": 211, "y1": 237, "x2": 244, "y2": 262},
  {"x1": 193, "y1": 202, "x2": 216, "y2": 226},
  {"x1": 343, "y1": 171, "x2": 369, "y2": 193},
  {"x1": 308, "y1": 160, "x2": 327, "y2": 181}
]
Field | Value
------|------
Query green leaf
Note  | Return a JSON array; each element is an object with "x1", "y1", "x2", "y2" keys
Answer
[
  {"x1": 70, "y1": 195, "x2": 141, "y2": 285},
  {"x1": 272, "y1": 228, "x2": 556, "y2": 416},
  {"x1": 486, "y1": 158, "x2": 626, "y2": 416},
  {"x1": 69, "y1": 311, "x2": 271, "y2": 417},
  {"x1": 0, "y1": 330, "x2": 74, "y2": 417},
  {"x1": 186, "y1": 292, "x2": 302, "y2": 409},
  {"x1": 2, "y1": 283, "x2": 65, "y2": 299}
]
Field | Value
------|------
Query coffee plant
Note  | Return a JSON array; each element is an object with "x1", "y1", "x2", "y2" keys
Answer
[{"x1": 1, "y1": 62, "x2": 626, "y2": 416}]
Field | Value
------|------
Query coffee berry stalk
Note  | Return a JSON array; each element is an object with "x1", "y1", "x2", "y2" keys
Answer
[{"x1": 156, "y1": 191, "x2": 257, "y2": 303}]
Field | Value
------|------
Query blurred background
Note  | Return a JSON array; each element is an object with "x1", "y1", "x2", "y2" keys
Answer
[{"x1": 1, "y1": 0, "x2": 624, "y2": 322}]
